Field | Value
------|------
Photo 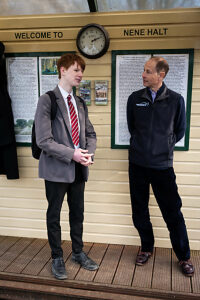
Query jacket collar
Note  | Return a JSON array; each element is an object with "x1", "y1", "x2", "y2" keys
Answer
[
  {"x1": 142, "y1": 82, "x2": 169, "y2": 102},
  {"x1": 53, "y1": 86, "x2": 71, "y2": 136}
]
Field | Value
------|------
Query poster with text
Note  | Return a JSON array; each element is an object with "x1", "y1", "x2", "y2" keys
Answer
[
  {"x1": 111, "y1": 50, "x2": 193, "y2": 150},
  {"x1": 95, "y1": 80, "x2": 108, "y2": 105},
  {"x1": 6, "y1": 57, "x2": 38, "y2": 144},
  {"x1": 6, "y1": 53, "x2": 65, "y2": 145},
  {"x1": 39, "y1": 57, "x2": 60, "y2": 95}
]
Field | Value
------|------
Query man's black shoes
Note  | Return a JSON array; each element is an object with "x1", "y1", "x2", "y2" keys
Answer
[
  {"x1": 72, "y1": 251, "x2": 99, "y2": 271},
  {"x1": 179, "y1": 260, "x2": 195, "y2": 277},
  {"x1": 52, "y1": 257, "x2": 67, "y2": 280},
  {"x1": 136, "y1": 251, "x2": 152, "y2": 266}
]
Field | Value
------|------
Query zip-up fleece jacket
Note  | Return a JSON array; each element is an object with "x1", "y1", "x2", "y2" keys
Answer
[{"x1": 127, "y1": 83, "x2": 186, "y2": 169}]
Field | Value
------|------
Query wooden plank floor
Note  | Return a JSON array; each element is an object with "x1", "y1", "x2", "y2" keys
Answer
[{"x1": 0, "y1": 236, "x2": 199, "y2": 300}]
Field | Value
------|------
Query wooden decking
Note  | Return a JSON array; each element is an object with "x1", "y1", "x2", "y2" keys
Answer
[{"x1": 0, "y1": 236, "x2": 199, "y2": 300}]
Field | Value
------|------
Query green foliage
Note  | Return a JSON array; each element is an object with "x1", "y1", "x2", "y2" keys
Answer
[{"x1": 16, "y1": 119, "x2": 27, "y2": 129}]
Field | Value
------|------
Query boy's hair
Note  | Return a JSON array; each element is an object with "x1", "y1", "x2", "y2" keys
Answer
[
  {"x1": 57, "y1": 53, "x2": 85, "y2": 79},
  {"x1": 151, "y1": 56, "x2": 169, "y2": 77}
]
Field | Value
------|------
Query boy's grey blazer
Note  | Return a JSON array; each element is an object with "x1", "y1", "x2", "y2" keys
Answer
[{"x1": 35, "y1": 86, "x2": 96, "y2": 183}]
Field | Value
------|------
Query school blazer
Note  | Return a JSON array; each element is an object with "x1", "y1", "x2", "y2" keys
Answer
[{"x1": 35, "y1": 86, "x2": 96, "y2": 183}]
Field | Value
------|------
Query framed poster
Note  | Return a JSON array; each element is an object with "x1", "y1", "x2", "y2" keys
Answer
[
  {"x1": 111, "y1": 49, "x2": 194, "y2": 150},
  {"x1": 39, "y1": 56, "x2": 60, "y2": 95},
  {"x1": 95, "y1": 80, "x2": 108, "y2": 105},
  {"x1": 78, "y1": 80, "x2": 91, "y2": 105},
  {"x1": 6, "y1": 56, "x2": 39, "y2": 145},
  {"x1": 6, "y1": 52, "x2": 69, "y2": 145}
]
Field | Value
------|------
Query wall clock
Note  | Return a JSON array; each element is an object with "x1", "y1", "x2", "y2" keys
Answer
[{"x1": 76, "y1": 23, "x2": 110, "y2": 59}]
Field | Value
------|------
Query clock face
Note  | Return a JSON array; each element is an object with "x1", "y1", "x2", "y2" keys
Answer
[{"x1": 76, "y1": 24, "x2": 109, "y2": 59}]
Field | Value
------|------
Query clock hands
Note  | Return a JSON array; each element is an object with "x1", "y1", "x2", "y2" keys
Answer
[{"x1": 91, "y1": 37, "x2": 101, "y2": 43}]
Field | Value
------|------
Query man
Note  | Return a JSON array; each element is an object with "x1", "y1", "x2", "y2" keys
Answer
[
  {"x1": 127, "y1": 56, "x2": 194, "y2": 277},
  {"x1": 35, "y1": 53, "x2": 98, "y2": 280}
]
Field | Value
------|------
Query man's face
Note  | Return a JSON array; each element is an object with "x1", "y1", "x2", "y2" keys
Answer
[
  {"x1": 61, "y1": 62, "x2": 83, "y2": 88},
  {"x1": 142, "y1": 59, "x2": 162, "y2": 90}
]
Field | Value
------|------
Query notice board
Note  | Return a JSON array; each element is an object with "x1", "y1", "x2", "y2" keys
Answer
[
  {"x1": 5, "y1": 52, "x2": 68, "y2": 145},
  {"x1": 111, "y1": 49, "x2": 194, "y2": 150}
]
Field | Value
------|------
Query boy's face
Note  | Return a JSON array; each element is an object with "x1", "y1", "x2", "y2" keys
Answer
[{"x1": 61, "y1": 62, "x2": 83, "y2": 88}]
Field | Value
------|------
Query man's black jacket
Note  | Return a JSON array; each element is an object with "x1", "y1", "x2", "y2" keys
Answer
[{"x1": 127, "y1": 83, "x2": 186, "y2": 169}]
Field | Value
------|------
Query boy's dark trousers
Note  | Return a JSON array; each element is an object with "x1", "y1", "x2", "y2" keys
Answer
[{"x1": 45, "y1": 163, "x2": 85, "y2": 259}]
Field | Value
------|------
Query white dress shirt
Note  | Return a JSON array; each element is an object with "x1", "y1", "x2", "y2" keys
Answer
[{"x1": 58, "y1": 85, "x2": 80, "y2": 148}]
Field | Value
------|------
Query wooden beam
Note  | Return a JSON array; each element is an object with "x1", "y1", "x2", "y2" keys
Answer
[{"x1": 87, "y1": 0, "x2": 98, "y2": 12}]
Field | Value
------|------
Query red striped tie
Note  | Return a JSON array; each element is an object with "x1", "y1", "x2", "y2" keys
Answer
[{"x1": 67, "y1": 95, "x2": 79, "y2": 146}]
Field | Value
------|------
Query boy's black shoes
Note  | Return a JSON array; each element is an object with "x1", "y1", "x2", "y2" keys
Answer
[
  {"x1": 52, "y1": 257, "x2": 67, "y2": 280},
  {"x1": 72, "y1": 251, "x2": 99, "y2": 271}
]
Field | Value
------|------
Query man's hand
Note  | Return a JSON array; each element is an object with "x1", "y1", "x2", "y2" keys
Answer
[{"x1": 72, "y1": 148, "x2": 94, "y2": 166}]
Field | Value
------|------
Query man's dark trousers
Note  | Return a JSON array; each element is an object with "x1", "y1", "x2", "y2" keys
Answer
[
  {"x1": 129, "y1": 163, "x2": 190, "y2": 261},
  {"x1": 45, "y1": 163, "x2": 85, "y2": 259}
]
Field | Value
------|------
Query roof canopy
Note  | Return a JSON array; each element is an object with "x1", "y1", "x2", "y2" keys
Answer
[{"x1": 0, "y1": 0, "x2": 200, "y2": 16}]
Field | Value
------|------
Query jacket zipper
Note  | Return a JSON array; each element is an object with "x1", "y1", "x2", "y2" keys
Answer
[{"x1": 146, "y1": 102, "x2": 154, "y2": 166}]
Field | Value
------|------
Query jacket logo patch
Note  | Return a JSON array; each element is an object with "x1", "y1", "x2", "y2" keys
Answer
[{"x1": 136, "y1": 102, "x2": 149, "y2": 107}]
